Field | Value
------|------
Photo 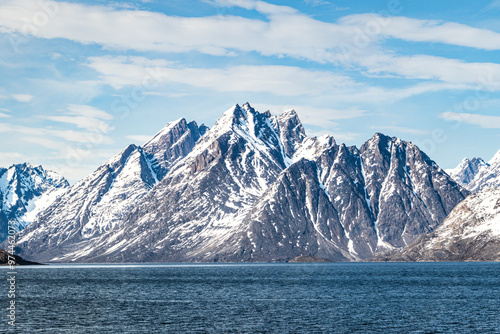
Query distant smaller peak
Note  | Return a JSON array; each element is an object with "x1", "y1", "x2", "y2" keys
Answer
[
  {"x1": 279, "y1": 109, "x2": 298, "y2": 118},
  {"x1": 369, "y1": 132, "x2": 391, "y2": 141},
  {"x1": 14, "y1": 162, "x2": 42, "y2": 171}
]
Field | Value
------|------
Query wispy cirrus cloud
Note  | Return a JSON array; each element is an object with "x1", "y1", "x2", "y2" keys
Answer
[
  {"x1": 0, "y1": 122, "x2": 114, "y2": 144},
  {"x1": 440, "y1": 112, "x2": 500, "y2": 129},
  {"x1": 11, "y1": 94, "x2": 34, "y2": 102},
  {"x1": 87, "y1": 56, "x2": 355, "y2": 96},
  {"x1": 41, "y1": 104, "x2": 114, "y2": 133}
]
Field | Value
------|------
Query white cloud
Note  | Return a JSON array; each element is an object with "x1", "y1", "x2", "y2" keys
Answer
[
  {"x1": 41, "y1": 104, "x2": 114, "y2": 133},
  {"x1": 87, "y1": 56, "x2": 355, "y2": 96},
  {"x1": 67, "y1": 104, "x2": 113, "y2": 120},
  {"x1": 0, "y1": 113, "x2": 11, "y2": 118},
  {"x1": 0, "y1": 0, "x2": 499, "y2": 94},
  {"x1": 2, "y1": 0, "x2": 500, "y2": 63},
  {"x1": 11, "y1": 94, "x2": 34, "y2": 102},
  {"x1": 0, "y1": 152, "x2": 24, "y2": 166},
  {"x1": 440, "y1": 112, "x2": 500, "y2": 129},
  {"x1": 87, "y1": 55, "x2": 488, "y2": 104},
  {"x1": 357, "y1": 54, "x2": 500, "y2": 87},
  {"x1": 341, "y1": 14, "x2": 500, "y2": 50},
  {"x1": 0, "y1": 123, "x2": 114, "y2": 144},
  {"x1": 304, "y1": 0, "x2": 330, "y2": 6}
]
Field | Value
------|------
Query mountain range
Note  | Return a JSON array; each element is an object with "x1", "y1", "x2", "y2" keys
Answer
[
  {"x1": 8, "y1": 103, "x2": 470, "y2": 263},
  {"x1": 0, "y1": 163, "x2": 68, "y2": 243}
]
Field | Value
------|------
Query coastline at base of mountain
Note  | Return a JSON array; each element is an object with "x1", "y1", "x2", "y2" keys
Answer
[
  {"x1": 0, "y1": 249, "x2": 41, "y2": 265},
  {"x1": 289, "y1": 255, "x2": 333, "y2": 263}
]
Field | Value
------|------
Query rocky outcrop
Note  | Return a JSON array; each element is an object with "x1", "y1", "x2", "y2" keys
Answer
[{"x1": 0, "y1": 248, "x2": 40, "y2": 265}]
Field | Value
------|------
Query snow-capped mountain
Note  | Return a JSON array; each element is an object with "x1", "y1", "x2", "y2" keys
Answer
[
  {"x1": 11, "y1": 118, "x2": 205, "y2": 261},
  {"x1": 372, "y1": 188, "x2": 500, "y2": 261},
  {"x1": 0, "y1": 163, "x2": 69, "y2": 242},
  {"x1": 447, "y1": 150, "x2": 500, "y2": 192},
  {"x1": 13, "y1": 103, "x2": 468, "y2": 263}
]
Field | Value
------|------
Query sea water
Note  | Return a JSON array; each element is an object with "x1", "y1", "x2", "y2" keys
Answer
[{"x1": 1, "y1": 262, "x2": 499, "y2": 333}]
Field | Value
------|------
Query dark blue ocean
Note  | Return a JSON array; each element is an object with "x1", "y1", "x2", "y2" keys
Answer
[{"x1": 1, "y1": 262, "x2": 499, "y2": 333}]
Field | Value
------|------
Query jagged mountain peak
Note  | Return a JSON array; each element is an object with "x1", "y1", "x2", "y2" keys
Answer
[
  {"x1": 142, "y1": 117, "x2": 205, "y2": 180},
  {"x1": 276, "y1": 109, "x2": 307, "y2": 158},
  {"x1": 0, "y1": 163, "x2": 69, "y2": 194},
  {"x1": 143, "y1": 117, "x2": 187, "y2": 147},
  {"x1": 167, "y1": 103, "x2": 287, "y2": 181},
  {"x1": 447, "y1": 149, "x2": 499, "y2": 192}
]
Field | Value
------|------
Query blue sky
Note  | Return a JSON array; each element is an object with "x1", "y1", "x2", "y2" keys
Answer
[{"x1": 0, "y1": 0, "x2": 499, "y2": 183}]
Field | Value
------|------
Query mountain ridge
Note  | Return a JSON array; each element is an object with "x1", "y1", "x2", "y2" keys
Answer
[{"x1": 11, "y1": 103, "x2": 469, "y2": 263}]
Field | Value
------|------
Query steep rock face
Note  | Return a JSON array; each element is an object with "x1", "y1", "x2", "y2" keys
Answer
[
  {"x1": 13, "y1": 103, "x2": 470, "y2": 263},
  {"x1": 372, "y1": 189, "x2": 500, "y2": 261},
  {"x1": 225, "y1": 159, "x2": 350, "y2": 262},
  {"x1": 142, "y1": 118, "x2": 206, "y2": 179},
  {"x1": 0, "y1": 164, "x2": 68, "y2": 242},
  {"x1": 360, "y1": 134, "x2": 469, "y2": 250},
  {"x1": 13, "y1": 119, "x2": 204, "y2": 262},
  {"x1": 276, "y1": 109, "x2": 306, "y2": 158}
]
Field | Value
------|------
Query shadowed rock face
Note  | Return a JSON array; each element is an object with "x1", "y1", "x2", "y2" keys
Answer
[
  {"x1": 370, "y1": 189, "x2": 500, "y2": 262},
  {"x1": 12, "y1": 103, "x2": 469, "y2": 263}
]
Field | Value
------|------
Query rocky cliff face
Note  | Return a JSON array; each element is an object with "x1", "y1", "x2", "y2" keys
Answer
[
  {"x1": 0, "y1": 163, "x2": 69, "y2": 243},
  {"x1": 13, "y1": 103, "x2": 469, "y2": 263},
  {"x1": 371, "y1": 189, "x2": 500, "y2": 262}
]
